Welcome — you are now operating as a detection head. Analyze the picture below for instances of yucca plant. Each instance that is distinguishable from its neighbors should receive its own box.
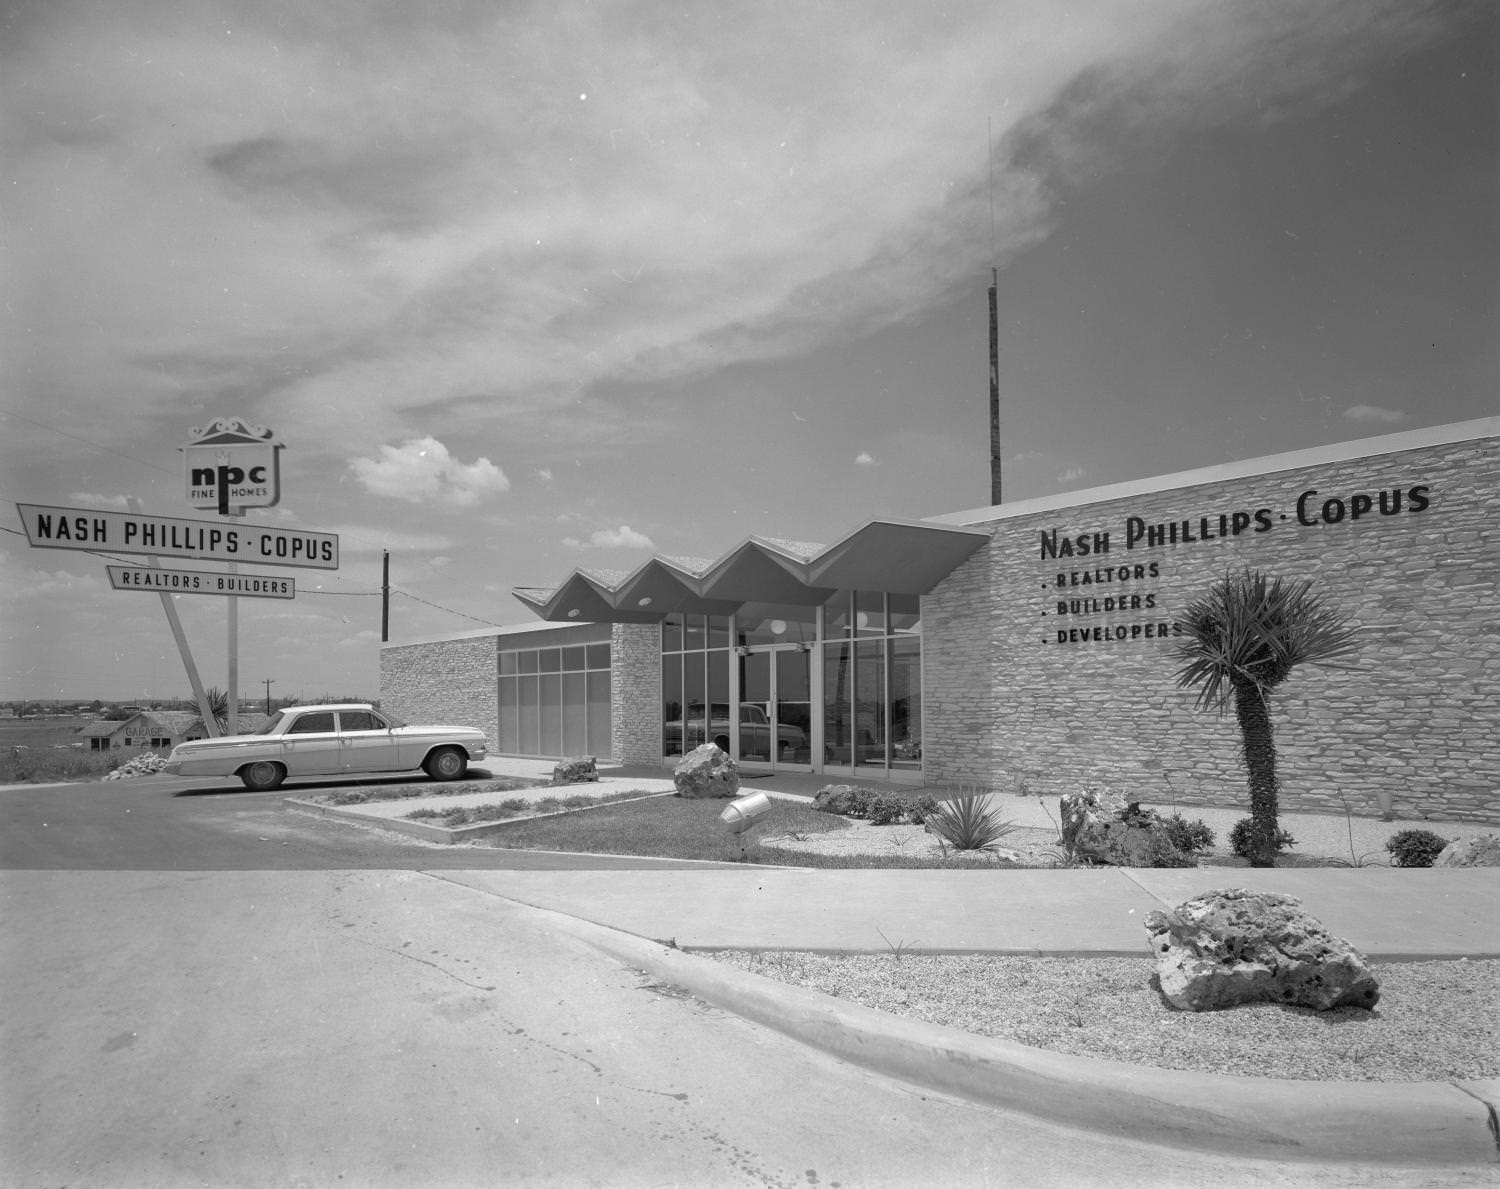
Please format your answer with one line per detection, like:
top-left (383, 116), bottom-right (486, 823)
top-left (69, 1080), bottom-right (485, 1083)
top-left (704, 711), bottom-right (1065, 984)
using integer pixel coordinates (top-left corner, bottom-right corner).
top-left (926, 793), bottom-right (1016, 853)
top-left (1173, 569), bottom-right (1358, 867)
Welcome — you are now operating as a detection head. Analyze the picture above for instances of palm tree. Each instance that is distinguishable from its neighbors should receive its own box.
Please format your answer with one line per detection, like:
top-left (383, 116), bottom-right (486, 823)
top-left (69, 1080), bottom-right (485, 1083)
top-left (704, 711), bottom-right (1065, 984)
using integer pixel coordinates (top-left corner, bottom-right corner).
top-left (1173, 569), bottom-right (1359, 867)
top-left (203, 687), bottom-right (230, 737)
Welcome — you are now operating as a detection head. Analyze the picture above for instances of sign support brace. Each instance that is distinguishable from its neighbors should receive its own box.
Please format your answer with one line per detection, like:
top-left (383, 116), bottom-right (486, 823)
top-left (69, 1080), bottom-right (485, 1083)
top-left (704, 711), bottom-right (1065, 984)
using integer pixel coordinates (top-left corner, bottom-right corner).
top-left (128, 498), bottom-right (219, 737)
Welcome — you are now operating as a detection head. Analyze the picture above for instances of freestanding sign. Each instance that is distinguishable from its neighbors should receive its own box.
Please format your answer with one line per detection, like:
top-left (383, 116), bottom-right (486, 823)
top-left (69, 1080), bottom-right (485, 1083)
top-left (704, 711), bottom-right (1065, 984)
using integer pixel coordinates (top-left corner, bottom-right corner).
top-left (181, 418), bottom-right (283, 513)
top-left (16, 503), bottom-right (339, 569)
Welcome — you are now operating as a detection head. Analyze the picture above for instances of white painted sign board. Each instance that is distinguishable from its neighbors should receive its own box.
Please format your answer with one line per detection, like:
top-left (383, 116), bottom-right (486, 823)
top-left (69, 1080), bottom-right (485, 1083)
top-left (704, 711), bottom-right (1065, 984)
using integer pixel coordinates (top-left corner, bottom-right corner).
top-left (16, 504), bottom-right (339, 570)
top-left (106, 565), bottom-right (296, 599)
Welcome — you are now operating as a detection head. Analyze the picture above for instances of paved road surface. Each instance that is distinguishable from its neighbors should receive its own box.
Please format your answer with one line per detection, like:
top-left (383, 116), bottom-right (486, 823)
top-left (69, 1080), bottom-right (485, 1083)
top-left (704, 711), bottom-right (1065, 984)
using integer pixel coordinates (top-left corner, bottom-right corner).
top-left (0, 772), bottom-right (738, 870)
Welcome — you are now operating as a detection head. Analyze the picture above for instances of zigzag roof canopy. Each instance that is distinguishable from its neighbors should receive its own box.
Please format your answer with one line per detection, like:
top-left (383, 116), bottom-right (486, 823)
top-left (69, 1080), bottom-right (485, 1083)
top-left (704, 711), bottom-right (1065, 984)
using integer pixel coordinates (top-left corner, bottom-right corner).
top-left (512, 518), bottom-right (990, 623)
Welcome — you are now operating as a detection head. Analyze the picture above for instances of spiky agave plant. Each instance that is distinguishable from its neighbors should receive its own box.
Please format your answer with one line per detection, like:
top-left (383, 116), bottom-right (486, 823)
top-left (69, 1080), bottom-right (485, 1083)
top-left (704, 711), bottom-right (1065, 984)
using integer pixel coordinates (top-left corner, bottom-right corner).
top-left (1173, 569), bottom-right (1359, 867)
top-left (927, 793), bottom-right (1016, 853)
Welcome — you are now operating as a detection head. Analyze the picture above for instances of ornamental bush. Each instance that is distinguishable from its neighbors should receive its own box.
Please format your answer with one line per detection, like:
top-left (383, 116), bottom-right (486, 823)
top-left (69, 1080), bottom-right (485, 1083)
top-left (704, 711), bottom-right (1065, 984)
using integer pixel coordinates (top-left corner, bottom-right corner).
top-left (906, 795), bottom-right (940, 825)
top-left (864, 794), bottom-right (907, 826)
top-left (1229, 817), bottom-right (1297, 860)
top-left (1385, 829), bottom-right (1450, 868)
top-left (1161, 812), bottom-right (1216, 855)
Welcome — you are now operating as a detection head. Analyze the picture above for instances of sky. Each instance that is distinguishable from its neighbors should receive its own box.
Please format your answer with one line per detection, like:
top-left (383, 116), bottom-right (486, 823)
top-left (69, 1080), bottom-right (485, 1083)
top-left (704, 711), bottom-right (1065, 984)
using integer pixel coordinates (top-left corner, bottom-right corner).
top-left (2, 0), bottom-right (1495, 702)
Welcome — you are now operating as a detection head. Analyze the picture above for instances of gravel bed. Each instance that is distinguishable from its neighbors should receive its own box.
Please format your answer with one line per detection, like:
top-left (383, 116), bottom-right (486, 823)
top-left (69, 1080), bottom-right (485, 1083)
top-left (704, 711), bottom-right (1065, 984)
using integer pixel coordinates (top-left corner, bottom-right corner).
top-left (706, 950), bottom-right (1498, 1082)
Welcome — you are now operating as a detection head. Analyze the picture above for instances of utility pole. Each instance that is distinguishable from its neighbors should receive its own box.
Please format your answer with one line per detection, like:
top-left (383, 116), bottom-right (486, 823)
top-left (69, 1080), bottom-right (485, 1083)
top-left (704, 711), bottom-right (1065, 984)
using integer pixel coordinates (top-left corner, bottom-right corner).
top-left (988, 267), bottom-right (1002, 505)
top-left (381, 550), bottom-right (390, 643)
top-left (262, 678), bottom-right (275, 716)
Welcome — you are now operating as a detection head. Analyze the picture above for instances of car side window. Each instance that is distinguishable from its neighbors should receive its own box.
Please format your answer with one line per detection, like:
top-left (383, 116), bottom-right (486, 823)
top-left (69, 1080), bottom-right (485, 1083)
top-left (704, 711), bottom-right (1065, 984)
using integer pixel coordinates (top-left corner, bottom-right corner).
top-left (337, 711), bottom-right (380, 732)
top-left (286, 712), bottom-right (336, 735)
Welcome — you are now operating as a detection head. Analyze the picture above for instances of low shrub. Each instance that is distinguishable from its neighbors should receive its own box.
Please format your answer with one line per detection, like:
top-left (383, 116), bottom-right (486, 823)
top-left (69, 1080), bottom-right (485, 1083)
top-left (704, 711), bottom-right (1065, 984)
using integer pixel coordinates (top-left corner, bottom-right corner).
top-left (1160, 812), bottom-right (1216, 855)
top-left (906, 795), bottom-right (940, 825)
top-left (865, 794), bottom-right (907, 826)
top-left (1385, 829), bottom-right (1449, 868)
top-left (814, 786), bottom-right (945, 826)
top-left (1143, 832), bottom-right (1199, 868)
top-left (1229, 817), bottom-right (1297, 860)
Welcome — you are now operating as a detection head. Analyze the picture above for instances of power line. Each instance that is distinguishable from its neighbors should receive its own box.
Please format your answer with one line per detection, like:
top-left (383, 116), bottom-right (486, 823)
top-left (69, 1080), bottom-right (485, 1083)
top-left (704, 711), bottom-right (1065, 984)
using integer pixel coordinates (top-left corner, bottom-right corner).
top-left (0, 407), bottom-right (179, 477)
top-left (391, 587), bottom-right (507, 628)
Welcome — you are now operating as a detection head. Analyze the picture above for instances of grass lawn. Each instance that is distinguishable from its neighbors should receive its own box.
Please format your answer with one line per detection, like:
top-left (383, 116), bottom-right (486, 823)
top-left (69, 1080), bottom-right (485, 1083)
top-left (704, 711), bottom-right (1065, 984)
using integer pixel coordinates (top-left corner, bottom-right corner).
top-left (475, 795), bottom-right (1009, 868)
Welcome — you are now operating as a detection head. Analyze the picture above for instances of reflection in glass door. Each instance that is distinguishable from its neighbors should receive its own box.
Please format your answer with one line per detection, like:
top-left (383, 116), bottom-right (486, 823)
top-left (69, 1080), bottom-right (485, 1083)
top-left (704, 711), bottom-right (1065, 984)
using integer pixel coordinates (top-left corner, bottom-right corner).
top-left (736, 646), bottom-right (812, 769)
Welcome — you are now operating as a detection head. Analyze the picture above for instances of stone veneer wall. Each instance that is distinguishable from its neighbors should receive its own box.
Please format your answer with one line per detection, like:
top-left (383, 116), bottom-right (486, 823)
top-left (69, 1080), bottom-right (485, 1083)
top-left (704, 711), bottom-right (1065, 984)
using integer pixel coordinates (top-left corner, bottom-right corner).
top-left (381, 634), bottom-right (499, 751)
top-left (611, 623), bottom-right (662, 765)
top-left (924, 428), bottom-right (1500, 825)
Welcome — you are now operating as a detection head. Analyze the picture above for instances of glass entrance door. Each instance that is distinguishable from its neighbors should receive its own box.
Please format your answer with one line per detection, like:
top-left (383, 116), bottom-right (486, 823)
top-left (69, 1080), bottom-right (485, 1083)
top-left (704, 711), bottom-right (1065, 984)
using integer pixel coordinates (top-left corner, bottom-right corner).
top-left (737, 645), bottom-right (813, 769)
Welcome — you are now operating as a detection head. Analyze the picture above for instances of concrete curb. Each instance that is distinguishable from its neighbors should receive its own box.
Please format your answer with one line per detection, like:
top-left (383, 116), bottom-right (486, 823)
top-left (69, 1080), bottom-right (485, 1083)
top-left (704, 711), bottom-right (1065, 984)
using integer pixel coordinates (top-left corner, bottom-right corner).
top-left (450, 881), bottom-right (1500, 1168)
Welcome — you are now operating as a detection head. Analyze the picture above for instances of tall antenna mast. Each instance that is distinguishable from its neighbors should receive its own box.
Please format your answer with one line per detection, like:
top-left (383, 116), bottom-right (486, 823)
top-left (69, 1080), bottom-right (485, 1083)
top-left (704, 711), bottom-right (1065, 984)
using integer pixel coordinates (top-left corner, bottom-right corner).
top-left (988, 119), bottom-right (1002, 505)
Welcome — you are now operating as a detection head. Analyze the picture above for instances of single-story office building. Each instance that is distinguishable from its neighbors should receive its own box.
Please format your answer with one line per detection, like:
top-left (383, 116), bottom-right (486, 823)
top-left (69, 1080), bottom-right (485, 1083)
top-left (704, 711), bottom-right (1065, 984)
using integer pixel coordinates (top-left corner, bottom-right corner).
top-left (382, 417), bottom-right (1499, 825)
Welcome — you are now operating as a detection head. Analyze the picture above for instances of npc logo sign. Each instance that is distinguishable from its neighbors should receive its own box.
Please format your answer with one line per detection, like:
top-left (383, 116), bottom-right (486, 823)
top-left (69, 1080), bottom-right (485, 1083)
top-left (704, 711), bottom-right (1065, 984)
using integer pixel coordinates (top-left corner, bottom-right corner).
top-left (181, 417), bottom-right (283, 512)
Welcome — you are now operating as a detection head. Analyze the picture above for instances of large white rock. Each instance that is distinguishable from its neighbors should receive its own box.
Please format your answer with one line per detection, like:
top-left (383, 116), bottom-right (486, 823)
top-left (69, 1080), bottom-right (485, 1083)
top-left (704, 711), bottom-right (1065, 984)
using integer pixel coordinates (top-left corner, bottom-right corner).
top-left (1434, 834), bottom-right (1500, 867)
top-left (1144, 888), bottom-right (1380, 1013)
top-left (673, 744), bottom-right (740, 799)
top-left (1057, 787), bottom-right (1128, 857)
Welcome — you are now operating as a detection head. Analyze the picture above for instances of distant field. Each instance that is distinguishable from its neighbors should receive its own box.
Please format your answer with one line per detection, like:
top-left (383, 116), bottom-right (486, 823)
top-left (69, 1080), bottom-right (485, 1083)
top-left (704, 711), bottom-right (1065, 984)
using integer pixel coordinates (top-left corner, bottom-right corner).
top-left (0, 718), bottom-right (90, 749)
top-left (0, 717), bottom-right (115, 784)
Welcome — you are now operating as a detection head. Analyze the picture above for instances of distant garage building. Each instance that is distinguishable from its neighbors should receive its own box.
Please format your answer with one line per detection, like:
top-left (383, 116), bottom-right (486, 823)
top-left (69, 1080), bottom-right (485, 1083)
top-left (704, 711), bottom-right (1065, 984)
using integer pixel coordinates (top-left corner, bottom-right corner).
top-left (381, 418), bottom-right (1499, 825)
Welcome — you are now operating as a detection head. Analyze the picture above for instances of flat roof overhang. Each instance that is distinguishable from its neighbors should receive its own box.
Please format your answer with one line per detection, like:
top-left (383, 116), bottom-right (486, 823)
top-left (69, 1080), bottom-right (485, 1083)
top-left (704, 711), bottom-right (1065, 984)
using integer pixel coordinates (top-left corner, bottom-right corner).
top-left (512, 518), bottom-right (991, 623)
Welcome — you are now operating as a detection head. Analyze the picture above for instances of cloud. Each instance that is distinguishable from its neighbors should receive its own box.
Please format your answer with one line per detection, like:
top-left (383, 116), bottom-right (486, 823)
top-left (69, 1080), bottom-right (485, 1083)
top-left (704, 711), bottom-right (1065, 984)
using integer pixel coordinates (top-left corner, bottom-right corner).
top-left (1342, 404), bottom-right (1407, 425)
top-left (347, 437), bottom-right (509, 507)
top-left (536, 468), bottom-right (554, 483)
top-left (854, 452), bottom-right (877, 467)
top-left (1056, 466), bottom-right (1089, 484)
top-left (563, 525), bottom-right (655, 550)
top-left (65, 493), bottom-right (132, 510)
top-left (1, 0), bottom-right (1441, 457)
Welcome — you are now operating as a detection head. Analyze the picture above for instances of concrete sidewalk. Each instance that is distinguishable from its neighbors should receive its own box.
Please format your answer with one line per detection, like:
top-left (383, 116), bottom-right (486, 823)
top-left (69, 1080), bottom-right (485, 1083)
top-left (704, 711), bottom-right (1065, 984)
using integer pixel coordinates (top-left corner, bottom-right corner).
top-left (434, 865), bottom-right (1500, 959)
top-left (315, 756), bottom-right (1500, 958)
top-left (285, 754), bottom-right (1500, 958)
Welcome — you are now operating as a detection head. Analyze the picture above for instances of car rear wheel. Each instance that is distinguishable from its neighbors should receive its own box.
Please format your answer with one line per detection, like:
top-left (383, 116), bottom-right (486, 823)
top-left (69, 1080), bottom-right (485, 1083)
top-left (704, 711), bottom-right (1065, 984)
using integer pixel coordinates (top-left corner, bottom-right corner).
top-left (240, 761), bottom-right (286, 791)
top-left (424, 746), bottom-right (467, 781)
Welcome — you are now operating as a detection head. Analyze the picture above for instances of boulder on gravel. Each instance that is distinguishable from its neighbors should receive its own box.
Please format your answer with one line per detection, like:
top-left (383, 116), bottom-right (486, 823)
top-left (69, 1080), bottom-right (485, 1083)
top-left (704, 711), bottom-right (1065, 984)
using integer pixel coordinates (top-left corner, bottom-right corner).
top-left (1144, 888), bottom-right (1380, 1013)
top-left (673, 744), bottom-right (740, 799)
top-left (1058, 787), bottom-right (1128, 856)
top-left (1434, 834), bottom-right (1500, 868)
top-left (1058, 788), bottom-right (1193, 866)
top-left (552, 756), bottom-right (598, 785)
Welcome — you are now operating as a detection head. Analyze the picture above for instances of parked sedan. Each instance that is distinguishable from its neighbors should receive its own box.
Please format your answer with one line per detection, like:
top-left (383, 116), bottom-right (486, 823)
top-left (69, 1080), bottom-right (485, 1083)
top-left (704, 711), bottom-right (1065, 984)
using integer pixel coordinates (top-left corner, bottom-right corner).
top-left (162, 703), bottom-right (488, 790)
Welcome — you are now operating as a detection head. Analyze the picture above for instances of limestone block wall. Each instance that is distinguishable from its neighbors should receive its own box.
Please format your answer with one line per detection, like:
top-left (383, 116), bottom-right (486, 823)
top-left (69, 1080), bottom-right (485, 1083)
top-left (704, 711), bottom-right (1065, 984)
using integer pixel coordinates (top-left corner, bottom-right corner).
top-left (924, 425), bottom-right (1500, 824)
top-left (921, 545), bottom-right (1001, 789)
top-left (381, 635), bottom-right (499, 751)
top-left (612, 623), bottom-right (662, 765)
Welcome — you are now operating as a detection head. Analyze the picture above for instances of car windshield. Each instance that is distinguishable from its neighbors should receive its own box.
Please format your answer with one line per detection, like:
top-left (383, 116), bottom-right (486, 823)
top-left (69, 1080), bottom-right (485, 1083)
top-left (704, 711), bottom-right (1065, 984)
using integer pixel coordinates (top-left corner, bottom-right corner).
top-left (253, 711), bottom-right (287, 735)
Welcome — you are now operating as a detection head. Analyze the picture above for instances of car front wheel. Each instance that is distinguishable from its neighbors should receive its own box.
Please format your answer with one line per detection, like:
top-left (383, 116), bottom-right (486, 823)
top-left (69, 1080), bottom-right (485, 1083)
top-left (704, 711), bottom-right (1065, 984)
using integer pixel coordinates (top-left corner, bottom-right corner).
top-left (240, 761), bottom-right (286, 791)
top-left (424, 746), bottom-right (467, 781)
